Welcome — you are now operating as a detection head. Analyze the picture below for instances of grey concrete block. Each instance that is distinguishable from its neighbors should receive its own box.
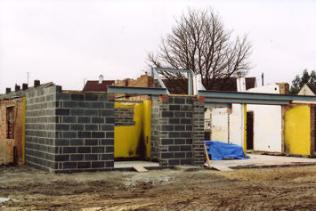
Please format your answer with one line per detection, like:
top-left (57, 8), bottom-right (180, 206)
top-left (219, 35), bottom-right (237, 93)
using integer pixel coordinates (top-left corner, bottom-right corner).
top-left (78, 131), bottom-right (91, 138)
top-left (78, 147), bottom-right (91, 153)
top-left (78, 162), bottom-right (91, 168)
top-left (84, 154), bottom-right (98, 160)
top-left (56, 109), bottom-right (69, 115)
top-left (71, 94), bottom-right (84, 101)
top-left (63, 146), bottom-right (77, 154)
top-left (85, 139), bottom-right (98, 145)
top-left (63, 162), bottom-right (77, 169)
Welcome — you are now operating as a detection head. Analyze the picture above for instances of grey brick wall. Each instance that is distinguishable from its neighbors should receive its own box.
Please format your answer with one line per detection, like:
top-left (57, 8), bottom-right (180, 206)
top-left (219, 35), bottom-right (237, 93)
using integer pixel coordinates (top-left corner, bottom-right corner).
top-left (25, 85), bottom-right (58, 171)
top-left (54, 92), bottom-right (114, 172)
top-left (23, 83), bottom-right (204, 171)
top-left (151, 97), bottom-right (160, 161)
top-left (151, 96), bottom-right (205, 167)
top-left (24, 84), bottom-right (115, 172)
top-left (192, 97), bottom-right (205, 165)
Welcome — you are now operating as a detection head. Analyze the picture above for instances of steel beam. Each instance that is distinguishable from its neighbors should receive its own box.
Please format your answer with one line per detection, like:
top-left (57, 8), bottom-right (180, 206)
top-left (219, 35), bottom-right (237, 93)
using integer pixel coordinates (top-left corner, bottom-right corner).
top-left (204, 98), bottom-right (289, 105)
top-left (107, 86), bottom-right (168, 96)
top-left (199, 90), bottom-right (316, 105)
top-left (154, 67), bottom-right (194, 95)
top-left (151, 67), bottom-right (170, 94)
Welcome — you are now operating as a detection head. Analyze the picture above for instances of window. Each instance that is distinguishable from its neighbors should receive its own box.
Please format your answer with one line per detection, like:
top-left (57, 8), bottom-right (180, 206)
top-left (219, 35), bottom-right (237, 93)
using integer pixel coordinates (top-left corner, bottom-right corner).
top-left (6, 107), bottom-right (14, 139)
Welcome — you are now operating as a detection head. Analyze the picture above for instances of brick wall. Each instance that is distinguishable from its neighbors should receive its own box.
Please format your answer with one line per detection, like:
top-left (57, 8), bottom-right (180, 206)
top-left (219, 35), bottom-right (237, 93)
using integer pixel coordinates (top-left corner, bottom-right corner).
top-left (24, 84), bottom-right (115, 172)
top-left (151, 97), bottom-right (160, 161)
top-left (54, 91), bottom-right (114, 172)
top-left (192, 98), bottom-right (206, 165)
top-left (25, 85), bottom-right (58, 171)
top-left (151, 95), bottom-right (205, 167)
top-left (0, 97), bottom-right (25, 165)
top-left (115, 74), bottom-right (153, 88)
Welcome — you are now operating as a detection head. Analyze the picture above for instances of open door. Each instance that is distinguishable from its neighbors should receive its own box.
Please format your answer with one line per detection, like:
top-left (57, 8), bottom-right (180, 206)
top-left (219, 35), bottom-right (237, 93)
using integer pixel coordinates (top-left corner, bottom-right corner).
top-left (246, 111), bottom-right (254, 150)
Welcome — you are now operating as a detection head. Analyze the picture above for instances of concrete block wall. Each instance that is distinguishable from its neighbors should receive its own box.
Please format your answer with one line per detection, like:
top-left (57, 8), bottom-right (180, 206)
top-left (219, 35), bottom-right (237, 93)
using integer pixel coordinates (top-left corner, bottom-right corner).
top-left (25, 85), bottom-right (58, 171)
top-left (24, 84), bottom-right (115, 172)
top-left (151, 96), bottom-right (205, 167)
top-left (24, 83), bottom-right (204, 171)
top-left (151, 97), bottom-right (160, 161)
top-left (54, 92), bottom-right (114, 172)
top-left (192, 98), bottom-right (206, 165)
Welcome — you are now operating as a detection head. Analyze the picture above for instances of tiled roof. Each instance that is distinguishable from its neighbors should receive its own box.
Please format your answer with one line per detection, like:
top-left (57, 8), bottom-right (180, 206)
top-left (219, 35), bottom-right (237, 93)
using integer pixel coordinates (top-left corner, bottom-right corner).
top-left (82, 80), bottom-right (115, 92)
top-left (162, 77), bottom-right (256, 94)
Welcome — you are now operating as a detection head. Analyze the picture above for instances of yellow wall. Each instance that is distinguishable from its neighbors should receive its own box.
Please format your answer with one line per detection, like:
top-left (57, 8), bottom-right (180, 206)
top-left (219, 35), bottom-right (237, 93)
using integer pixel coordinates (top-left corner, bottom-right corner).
top-left (284, 105), bottom-right (311, 156)
top-left (243, 104), bottom-right (247, 151)
top-left (114, 100), bottom-right (152, 159)
top-left (143, 100), bottom-right (152, 159)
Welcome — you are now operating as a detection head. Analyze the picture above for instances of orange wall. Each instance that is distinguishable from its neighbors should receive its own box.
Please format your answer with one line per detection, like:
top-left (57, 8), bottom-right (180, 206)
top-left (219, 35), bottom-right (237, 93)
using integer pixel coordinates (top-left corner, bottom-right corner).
top-left (115, 74), bottom-right (153, 88)
top-left (0, 98), bottom-right (25, 165)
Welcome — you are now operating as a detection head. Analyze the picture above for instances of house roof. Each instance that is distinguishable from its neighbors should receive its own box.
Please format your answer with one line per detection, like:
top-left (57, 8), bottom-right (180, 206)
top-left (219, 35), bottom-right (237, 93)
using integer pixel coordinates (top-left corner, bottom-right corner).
top-left (162, 78), bottom-right (188, 94)
top-left (305, 83), bottom-right (316, 94)
top-left (162, 77), bottom-right (256, 94)
top-left (82, 80), bottom-right (115, 92)
top-left (298, 83), bottom-right (316, 96)
top-left (205, 77), bottom-right (256, 92)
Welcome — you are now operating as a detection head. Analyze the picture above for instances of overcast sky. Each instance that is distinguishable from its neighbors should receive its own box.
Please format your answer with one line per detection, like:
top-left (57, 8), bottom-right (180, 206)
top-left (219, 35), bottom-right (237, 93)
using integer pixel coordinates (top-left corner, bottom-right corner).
top-left (0, 0), bottom-right (316, 93)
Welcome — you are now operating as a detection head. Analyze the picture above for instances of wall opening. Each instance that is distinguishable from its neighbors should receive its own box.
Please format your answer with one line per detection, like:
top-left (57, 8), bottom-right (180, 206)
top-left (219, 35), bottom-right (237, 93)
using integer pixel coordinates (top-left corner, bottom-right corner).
top-left (114, 100), bottom-right (152, 160)
top-left (6, 106), bottom-right (15, 139)
top-left (113, 99), bottom-right (159, 169)
top-left (246, 111), bottom-right (254, 150)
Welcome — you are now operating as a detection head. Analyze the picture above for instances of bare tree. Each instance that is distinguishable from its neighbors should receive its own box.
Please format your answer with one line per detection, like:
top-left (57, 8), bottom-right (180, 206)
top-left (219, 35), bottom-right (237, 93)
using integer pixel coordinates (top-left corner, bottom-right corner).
top-left (148, 9), bottom-right (251, 90)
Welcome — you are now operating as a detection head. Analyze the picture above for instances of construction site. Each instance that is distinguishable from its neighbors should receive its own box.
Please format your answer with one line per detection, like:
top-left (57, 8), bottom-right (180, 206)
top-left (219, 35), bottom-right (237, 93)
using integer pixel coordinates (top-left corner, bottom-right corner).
top-left (1, 68), bottom-right (316, 210)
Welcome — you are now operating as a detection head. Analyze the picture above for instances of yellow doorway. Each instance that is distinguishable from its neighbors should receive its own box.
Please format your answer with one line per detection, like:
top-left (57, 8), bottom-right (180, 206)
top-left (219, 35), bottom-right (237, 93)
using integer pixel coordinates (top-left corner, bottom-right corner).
top-left (114, 100), bottom-right (152, 160)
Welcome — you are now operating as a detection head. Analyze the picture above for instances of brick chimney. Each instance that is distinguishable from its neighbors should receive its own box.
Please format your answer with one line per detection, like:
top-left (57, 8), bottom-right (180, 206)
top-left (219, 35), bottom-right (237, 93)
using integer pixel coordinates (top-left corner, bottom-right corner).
top-left (15, 84), bottom-right (20, 92)
top-left (22, 83), bottom-right (28, 90)
top-left (34, 80), bottom-right (40, 87)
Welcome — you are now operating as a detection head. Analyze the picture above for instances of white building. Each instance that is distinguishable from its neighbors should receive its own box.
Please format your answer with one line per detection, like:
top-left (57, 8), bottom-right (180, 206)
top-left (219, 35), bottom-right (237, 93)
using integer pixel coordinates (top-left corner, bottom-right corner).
top-left (207, 78), bottom-right (288, 153)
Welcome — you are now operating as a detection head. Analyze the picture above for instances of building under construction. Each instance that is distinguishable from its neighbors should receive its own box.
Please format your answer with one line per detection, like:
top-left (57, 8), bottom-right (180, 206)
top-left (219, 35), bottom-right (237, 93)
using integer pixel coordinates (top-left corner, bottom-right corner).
top-left (0, 70), bottom-right (316, 172)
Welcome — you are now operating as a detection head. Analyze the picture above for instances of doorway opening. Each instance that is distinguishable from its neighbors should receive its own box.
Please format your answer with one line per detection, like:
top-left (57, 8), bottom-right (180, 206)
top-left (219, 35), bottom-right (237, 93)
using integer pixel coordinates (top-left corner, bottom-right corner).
top-left (246, 111), bottom-right (254, 150)
top-left (113, 99), bottom-right (159, 170)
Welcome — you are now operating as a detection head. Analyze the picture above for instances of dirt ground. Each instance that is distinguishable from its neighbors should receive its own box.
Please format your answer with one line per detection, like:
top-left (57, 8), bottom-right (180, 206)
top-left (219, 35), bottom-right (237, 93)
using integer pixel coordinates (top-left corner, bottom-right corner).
top-left (1, 165), bottom-right (316, 210)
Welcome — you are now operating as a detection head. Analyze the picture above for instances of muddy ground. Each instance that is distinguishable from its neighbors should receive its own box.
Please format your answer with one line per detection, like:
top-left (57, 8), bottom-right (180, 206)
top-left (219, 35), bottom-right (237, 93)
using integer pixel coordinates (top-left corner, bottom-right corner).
top-left (0, 165), bottom-right (316, 210)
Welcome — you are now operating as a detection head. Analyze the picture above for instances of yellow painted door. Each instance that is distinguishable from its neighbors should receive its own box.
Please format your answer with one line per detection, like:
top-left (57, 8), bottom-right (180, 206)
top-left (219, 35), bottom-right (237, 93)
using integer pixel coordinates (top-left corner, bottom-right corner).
top-left (284, 105), bottom-right (311, 156)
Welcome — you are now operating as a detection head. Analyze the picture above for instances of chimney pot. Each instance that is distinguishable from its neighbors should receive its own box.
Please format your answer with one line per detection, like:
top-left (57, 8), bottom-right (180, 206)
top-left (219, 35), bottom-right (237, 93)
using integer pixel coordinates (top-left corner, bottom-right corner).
top-left (15, 84), bottom-right (20, 92)
top-left (22, 83), bottom-right (28, 90)
top-left (34, 80), bottom-right (40, 87)
top-left (98, 74), bottom-right (104, 84)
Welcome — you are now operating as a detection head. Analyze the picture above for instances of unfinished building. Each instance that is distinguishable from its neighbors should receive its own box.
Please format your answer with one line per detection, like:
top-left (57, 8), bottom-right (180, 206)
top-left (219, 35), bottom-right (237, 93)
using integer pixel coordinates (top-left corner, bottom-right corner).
top-left (0, 78), bottom-right (205, 172)
top-left (1, 70), bottom-right (316, 172)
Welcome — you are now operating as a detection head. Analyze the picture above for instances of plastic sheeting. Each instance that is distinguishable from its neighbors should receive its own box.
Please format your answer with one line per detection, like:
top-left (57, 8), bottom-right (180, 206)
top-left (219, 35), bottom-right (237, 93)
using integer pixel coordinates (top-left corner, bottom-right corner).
top-left (205, 141), bottom-right (247, 160)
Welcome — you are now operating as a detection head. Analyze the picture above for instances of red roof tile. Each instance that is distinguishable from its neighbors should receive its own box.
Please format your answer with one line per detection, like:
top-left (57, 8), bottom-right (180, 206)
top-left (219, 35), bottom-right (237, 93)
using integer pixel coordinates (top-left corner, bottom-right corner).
top-left (83, 80), bottom-right (115, 92)
top-left (162, 77), bottom-right (256, 94)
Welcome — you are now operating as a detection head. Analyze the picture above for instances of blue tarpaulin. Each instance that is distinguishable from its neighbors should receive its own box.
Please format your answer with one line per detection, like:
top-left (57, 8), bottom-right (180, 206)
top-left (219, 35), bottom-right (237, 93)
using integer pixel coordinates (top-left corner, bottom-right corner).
top-left (205, 141), bottom-right (247, 160)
